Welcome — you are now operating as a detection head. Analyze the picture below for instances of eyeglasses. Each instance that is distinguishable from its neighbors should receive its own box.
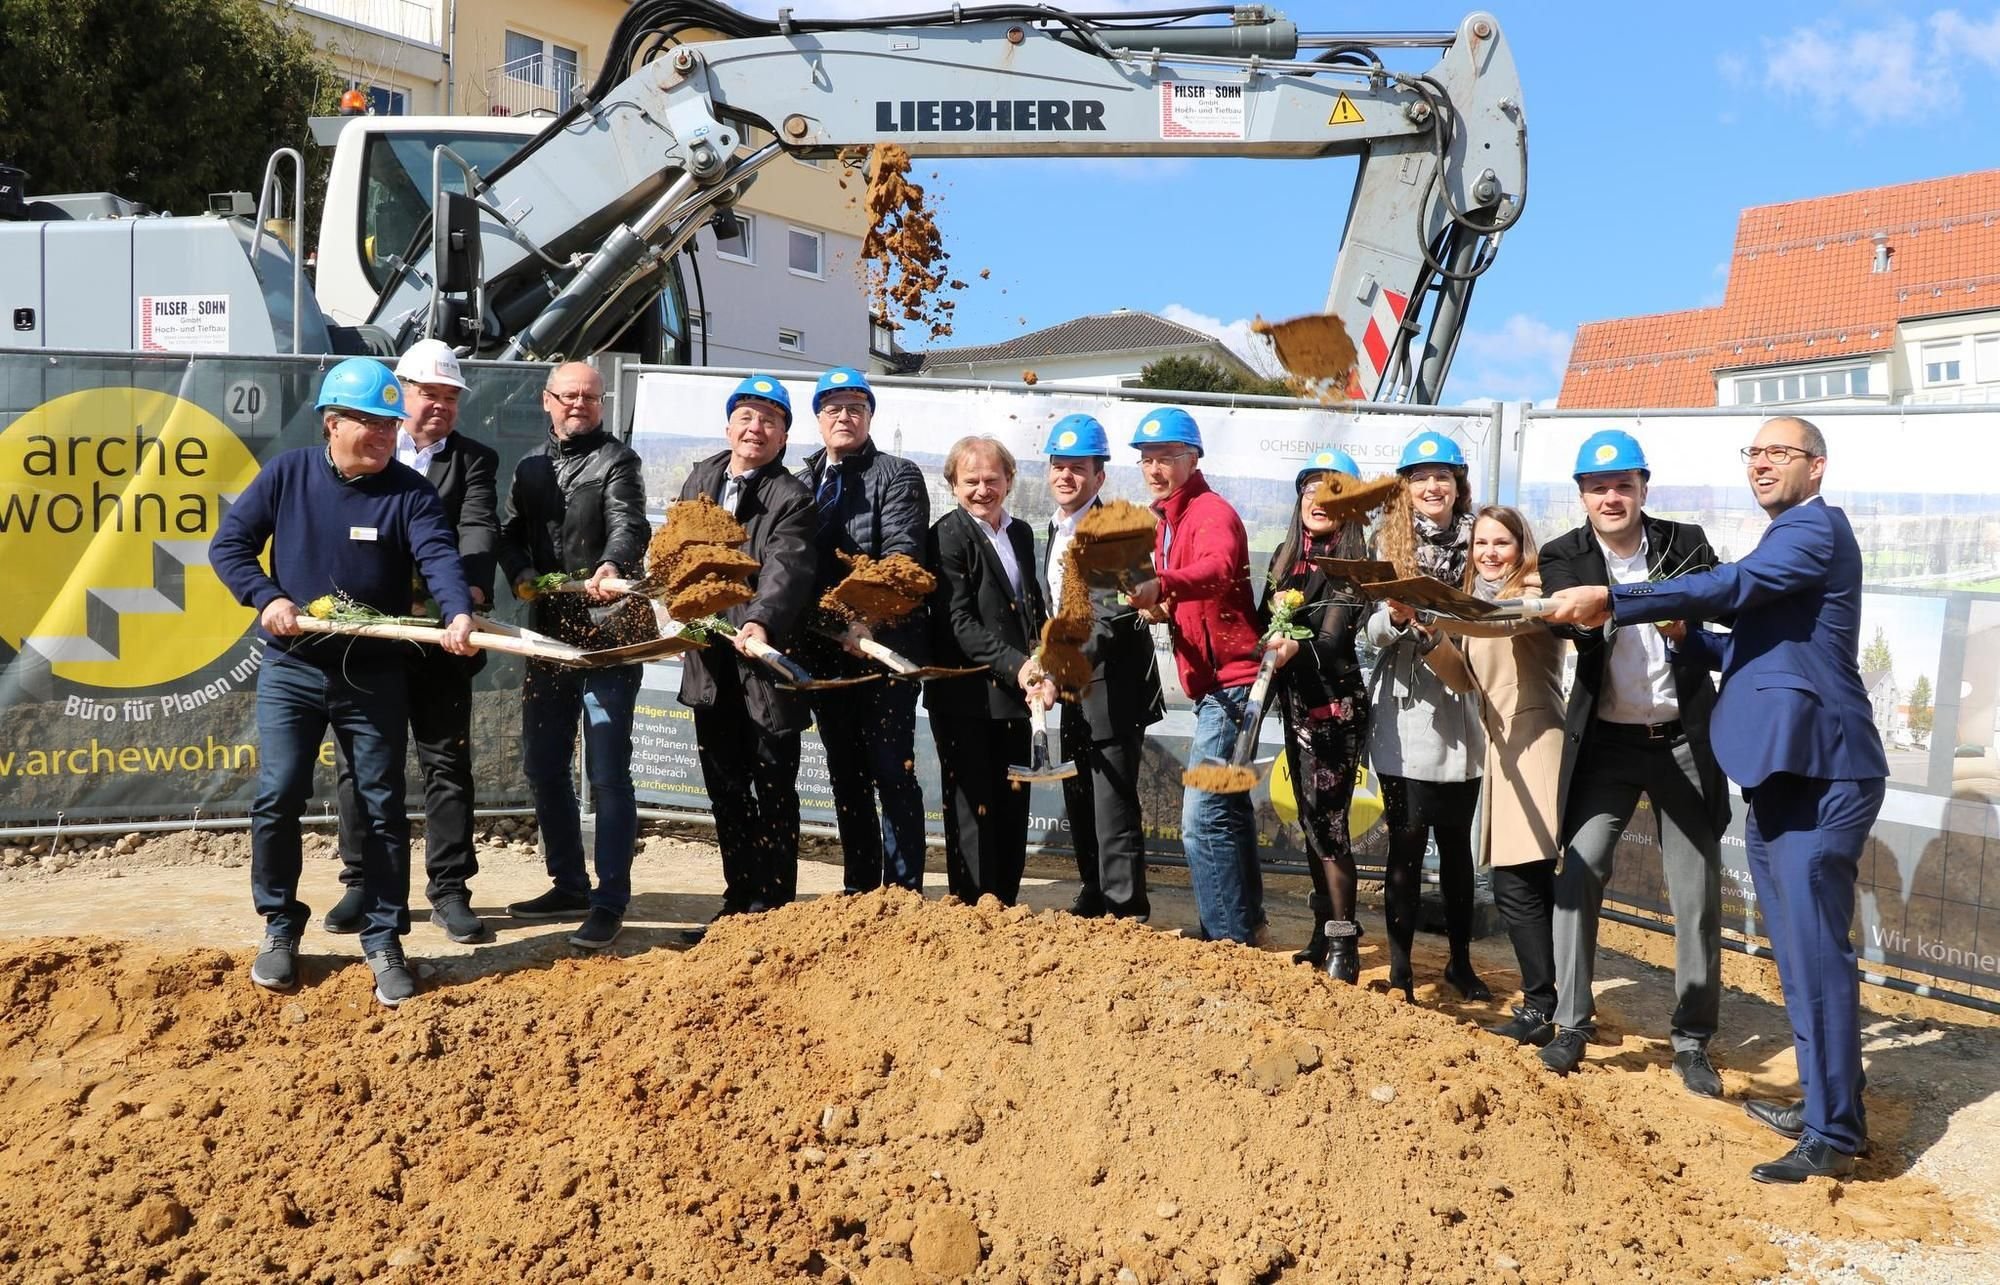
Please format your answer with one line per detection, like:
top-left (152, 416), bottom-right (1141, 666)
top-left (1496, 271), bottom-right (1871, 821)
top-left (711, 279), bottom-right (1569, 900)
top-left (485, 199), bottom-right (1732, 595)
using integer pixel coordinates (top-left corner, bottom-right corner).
top-left (1740, 444), bottom-right (1815, 464)
top-left (1138, 451), bottom-right (1195, 467)
top-left (338, 414), bottom-right (400, 433)
top-left (545, 389), bottom-right (603, 406)
top-left (818, 402), bottom-right (869, 420)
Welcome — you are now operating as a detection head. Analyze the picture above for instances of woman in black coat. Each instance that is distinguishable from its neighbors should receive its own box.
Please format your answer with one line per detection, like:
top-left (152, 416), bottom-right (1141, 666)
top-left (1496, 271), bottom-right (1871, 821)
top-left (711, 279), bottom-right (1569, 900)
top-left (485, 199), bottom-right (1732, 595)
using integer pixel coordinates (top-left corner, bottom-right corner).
top-left (924, 436), bottom-right (1054, 905)
top-left (1260, 451), bottom-right (1372, 982)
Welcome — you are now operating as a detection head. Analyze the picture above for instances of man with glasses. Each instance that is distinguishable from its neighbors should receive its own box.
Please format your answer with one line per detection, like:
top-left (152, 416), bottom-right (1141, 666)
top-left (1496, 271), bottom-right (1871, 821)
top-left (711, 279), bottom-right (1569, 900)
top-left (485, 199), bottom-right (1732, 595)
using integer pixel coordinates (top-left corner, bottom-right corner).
top-left (794, 367), bottom-right (932, 893)
top-left (1533, 429), bottom-right (1729, 1097)
top-left (1548, 416), bottom-right (1889, 1184)
top-left (1125, 407), bottom-right (1267, 945)
top-left (498, 361), bottom-right (651, 950)
top-left (324, 339), bottom-right (499, 947)
top-left (211, 357), bottom-right (477, 1008)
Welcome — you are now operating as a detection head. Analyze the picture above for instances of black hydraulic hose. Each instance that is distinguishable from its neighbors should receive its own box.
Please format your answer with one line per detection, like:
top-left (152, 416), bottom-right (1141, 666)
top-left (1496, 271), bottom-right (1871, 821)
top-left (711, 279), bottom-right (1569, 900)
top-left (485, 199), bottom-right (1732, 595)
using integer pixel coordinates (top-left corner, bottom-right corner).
top-left (687, 240), bottom-right (709, 366)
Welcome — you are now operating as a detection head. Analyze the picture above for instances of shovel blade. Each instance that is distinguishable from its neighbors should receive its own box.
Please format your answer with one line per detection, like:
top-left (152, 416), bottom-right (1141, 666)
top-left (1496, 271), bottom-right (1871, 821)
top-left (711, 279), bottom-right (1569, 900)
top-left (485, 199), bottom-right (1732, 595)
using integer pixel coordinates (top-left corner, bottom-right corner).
top-left (1008, 761), bottom-right (1079, 784)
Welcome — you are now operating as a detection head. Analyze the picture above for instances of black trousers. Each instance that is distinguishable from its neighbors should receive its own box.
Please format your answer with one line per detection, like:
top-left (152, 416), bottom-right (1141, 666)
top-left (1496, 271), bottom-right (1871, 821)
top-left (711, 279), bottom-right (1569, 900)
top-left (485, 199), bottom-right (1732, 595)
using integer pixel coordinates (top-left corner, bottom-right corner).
top-left (1059, 712), bottom-right (1148, 919)
top-left (694, 708), bottom-right (802, 911)
top-left (1490, 858), bottom-right (1558, 1016)
top-left (335, 646), bottom-right (477, 904)
top-left (933, 716), bottom-right (1031, 905)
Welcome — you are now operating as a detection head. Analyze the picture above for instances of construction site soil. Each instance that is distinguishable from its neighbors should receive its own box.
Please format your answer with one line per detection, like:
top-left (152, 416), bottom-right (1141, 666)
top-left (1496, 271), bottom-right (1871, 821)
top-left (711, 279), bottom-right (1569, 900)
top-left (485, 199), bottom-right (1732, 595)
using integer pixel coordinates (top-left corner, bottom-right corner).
top-left (0, 830), bottom-right (1994, 1284)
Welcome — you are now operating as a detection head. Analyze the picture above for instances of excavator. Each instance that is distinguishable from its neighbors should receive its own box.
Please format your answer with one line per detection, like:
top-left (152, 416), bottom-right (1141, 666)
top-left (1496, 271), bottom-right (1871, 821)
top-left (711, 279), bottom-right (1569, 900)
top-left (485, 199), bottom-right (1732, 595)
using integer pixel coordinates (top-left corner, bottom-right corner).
top-left (0, 3), bottom-right (1524, 404)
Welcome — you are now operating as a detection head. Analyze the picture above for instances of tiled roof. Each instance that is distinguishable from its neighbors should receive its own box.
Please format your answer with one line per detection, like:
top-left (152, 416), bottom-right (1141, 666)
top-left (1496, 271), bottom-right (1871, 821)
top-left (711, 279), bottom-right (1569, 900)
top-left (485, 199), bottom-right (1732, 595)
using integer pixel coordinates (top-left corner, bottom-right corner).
top-left (1561, 168), bottom-right (2000, 407)
top-left (910, 310), bottom-right (1234, 371)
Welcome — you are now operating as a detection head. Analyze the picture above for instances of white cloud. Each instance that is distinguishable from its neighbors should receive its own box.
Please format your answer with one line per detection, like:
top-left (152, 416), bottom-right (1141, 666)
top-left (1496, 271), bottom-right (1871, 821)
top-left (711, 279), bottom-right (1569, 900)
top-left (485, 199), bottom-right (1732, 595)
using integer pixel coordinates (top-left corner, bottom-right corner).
top-left (1155, 304), bottom-right (1287, 377)
top-left (1752, 8), bottom-right (2000, 123)
top-left (1448, 313), bottom-right (1572, 406)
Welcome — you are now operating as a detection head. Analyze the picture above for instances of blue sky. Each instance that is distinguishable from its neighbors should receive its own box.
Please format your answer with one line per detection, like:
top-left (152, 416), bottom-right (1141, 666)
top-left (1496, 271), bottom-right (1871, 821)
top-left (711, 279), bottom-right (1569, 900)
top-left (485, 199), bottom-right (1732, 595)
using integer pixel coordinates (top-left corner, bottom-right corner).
top-left (739, 2), bottom-right (2000, 403)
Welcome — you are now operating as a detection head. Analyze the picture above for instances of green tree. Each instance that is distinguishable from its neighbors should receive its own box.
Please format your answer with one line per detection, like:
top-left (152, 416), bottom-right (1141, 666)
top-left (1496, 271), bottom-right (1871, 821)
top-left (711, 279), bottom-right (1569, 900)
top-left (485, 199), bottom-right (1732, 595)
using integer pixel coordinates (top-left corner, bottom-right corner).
top-left (0, 0), bottom-right (336, 215)
top-left (1137, 354), bottom-right (1295, 399)
top-left (1860, 626), bottom-right (1892, 676)
top-left (1908, 674), bottom-right (1934, 737)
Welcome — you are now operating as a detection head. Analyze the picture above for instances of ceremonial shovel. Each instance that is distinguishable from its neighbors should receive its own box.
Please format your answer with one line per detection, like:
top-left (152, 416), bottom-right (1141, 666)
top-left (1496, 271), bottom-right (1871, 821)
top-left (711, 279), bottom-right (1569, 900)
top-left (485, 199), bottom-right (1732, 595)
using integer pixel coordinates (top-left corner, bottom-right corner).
top-left (1008, 693), bottom-right (1077, 785)
top-left (555, 577), bottom-right (875, 690)
top-left (1181, 645), bottom-right (1282, 795)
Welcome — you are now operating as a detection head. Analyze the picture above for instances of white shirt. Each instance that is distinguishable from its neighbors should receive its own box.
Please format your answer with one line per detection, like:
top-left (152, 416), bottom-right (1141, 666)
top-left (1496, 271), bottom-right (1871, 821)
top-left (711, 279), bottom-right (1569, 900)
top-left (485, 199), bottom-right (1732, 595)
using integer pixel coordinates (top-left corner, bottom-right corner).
top-left (1595, 533), bottom-right (1680, 724)
top-left (397, 429), bottom-right (443, 476)
top-left (975, 509), bottom-right (1023, 596)
top-left (1046, 504), bottom-right (1087, 612)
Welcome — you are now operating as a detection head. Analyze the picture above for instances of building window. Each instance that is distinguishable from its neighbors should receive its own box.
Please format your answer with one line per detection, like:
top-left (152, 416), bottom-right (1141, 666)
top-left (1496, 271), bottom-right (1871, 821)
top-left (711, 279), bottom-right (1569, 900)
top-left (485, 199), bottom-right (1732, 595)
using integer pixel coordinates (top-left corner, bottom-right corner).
top-left (713, 212), bottom-right (755, 264)
top-left (503, 31), bottom-right (582, 109)
top-left (777, 328), bottom-right (804, 353)
top-left (1735, 365), bottom-right (1870, 404)
top-left (787, 227), bottom-right (823, 278)
top-left (688, 311), bottom-right (707, 335)
top-left (356, 83), bottom-right (409, 116)
top-left (1975, 334), bottom-right (2000, 385)
top-left (1923, 342), bottom-right (1963, 387)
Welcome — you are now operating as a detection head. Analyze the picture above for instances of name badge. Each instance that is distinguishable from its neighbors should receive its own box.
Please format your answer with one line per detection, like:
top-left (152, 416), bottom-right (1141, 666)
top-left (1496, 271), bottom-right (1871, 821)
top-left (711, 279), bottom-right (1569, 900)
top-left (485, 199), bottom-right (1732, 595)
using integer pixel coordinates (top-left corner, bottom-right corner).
top-left (349, 526), bottom-right (378, 542)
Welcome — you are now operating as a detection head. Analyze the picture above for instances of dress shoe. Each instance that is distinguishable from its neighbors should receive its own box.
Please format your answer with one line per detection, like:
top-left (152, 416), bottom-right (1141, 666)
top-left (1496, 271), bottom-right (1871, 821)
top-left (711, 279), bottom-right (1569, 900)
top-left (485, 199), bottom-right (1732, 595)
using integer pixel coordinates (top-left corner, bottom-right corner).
top-left (1674, 1047), bottom-right (1724, 1099)
top-left (1750, 1135), bottom-right (1855, 1185)
top-left (1485, 1005), bottom-right (1554, 1047)
top-left (1745, 1100), bottom-right (1873, 1157)
top-left (322, 886), bottom-right (366, 935)
top-left (1442, 959), bottom-right (1492, 1002)
top-left (1538, 1028), bottom-right (1588, 1075)
top-left (1068, 888), bottom-right (1107, 919)
top-left (1745, 1098), bottom-right (1804, 1139)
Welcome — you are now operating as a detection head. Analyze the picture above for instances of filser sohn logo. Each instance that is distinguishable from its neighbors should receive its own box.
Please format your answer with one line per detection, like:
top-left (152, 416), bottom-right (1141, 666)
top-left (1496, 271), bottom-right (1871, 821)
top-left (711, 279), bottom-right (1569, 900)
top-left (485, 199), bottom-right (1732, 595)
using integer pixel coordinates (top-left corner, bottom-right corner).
top-left (0, 389), bottom-right (262, 714)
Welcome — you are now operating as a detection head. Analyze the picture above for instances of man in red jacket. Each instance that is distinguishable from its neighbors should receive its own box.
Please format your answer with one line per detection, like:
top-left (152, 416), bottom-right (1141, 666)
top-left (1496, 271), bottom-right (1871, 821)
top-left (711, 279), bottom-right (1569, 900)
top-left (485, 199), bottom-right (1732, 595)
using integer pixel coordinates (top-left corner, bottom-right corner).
top-left (1128, 407), bottom-right (1267, 944)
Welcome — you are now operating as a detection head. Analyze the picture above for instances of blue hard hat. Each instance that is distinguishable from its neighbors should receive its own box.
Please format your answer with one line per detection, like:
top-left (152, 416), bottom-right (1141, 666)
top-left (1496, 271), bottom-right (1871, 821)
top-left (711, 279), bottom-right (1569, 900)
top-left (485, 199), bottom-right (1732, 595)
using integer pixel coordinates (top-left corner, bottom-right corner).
top-left (316, 358), bottom-right (404, 420)
top-left (726, 374), bottom-right (793, 427)
top-left (812, 366), bottom-right (876, 413)
top-left (1129, 406), bottom-right (1203, 457)
top-left (1572, 428), bottom-right (1650, 480)
top-left (1396, 430), bottom-right (1466, 472)
top-left (1295, 448), bottom-right (1361, 492)
top-left (1044, 413), bottom-right (1110, 458)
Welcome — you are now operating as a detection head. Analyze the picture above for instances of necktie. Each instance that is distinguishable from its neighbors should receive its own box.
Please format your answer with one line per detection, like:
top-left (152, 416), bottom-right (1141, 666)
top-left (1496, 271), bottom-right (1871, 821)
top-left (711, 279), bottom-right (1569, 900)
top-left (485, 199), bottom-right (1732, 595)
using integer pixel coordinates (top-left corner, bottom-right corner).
top-left (720, 474), bottom-right (744, 516)
top-left (814, 467), bottom-right (843, 537)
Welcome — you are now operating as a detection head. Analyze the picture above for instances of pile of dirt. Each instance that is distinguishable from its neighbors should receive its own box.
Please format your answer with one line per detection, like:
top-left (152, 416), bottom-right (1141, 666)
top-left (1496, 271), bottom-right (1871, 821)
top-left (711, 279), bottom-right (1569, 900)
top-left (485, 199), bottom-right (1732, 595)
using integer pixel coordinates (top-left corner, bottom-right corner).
top-left (647, 497), bottom-right (759, 622)
top-left (823, 552), bottom-right (936, 629)
top-left (0, 891), bottom-right (1961, 1284)
top-left (861, 144), bottom-right (960, 342)
top-left (1252, 313), bottom-right (1363, 405)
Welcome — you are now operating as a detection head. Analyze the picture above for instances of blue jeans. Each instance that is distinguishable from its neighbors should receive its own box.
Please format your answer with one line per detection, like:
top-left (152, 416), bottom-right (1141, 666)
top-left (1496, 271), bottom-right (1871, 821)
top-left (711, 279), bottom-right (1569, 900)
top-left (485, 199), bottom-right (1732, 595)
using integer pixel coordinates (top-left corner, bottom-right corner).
top-left (811, 680), bottom-right (926, 892)
top-left (1182, 685), bottom-right (1264, 943)
top-left (521, 660), bottom-right (641, 914)
top-left (251, 655), bottom-right (410, 951)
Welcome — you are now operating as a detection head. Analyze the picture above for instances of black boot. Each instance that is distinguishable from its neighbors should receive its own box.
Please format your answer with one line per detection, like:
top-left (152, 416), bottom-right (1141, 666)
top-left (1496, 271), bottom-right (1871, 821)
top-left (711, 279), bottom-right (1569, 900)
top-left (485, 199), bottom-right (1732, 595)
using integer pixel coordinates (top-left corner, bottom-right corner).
top-left (1324, 920), bottom-right (1361, 985)
top-left (1292, 919), bottom-right (1330, 967)
top-left (1443, 956), bottom-right (1492, 1002)
top-left (1386, 930), bottom-right (1415, 1001)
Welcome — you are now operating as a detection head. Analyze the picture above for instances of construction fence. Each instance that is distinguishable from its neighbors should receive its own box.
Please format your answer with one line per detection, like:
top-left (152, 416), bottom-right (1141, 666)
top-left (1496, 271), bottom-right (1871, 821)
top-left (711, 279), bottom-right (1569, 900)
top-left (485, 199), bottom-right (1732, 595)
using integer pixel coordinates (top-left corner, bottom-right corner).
top-left (1, 350), bottom-right (1996, 1001)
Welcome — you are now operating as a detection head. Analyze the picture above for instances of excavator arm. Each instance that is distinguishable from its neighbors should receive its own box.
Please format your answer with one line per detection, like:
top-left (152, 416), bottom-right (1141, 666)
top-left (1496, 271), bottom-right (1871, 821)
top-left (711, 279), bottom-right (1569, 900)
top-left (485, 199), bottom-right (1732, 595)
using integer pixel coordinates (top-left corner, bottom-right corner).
top-left (370, 4), bottom-right (1524, 404)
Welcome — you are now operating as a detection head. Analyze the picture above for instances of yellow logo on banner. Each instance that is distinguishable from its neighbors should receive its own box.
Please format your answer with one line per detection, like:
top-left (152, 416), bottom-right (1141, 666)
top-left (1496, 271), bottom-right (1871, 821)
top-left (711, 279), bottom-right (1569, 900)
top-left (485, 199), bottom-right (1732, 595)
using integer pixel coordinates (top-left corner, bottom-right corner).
top-left (0, 389), bottom-right (261, 688)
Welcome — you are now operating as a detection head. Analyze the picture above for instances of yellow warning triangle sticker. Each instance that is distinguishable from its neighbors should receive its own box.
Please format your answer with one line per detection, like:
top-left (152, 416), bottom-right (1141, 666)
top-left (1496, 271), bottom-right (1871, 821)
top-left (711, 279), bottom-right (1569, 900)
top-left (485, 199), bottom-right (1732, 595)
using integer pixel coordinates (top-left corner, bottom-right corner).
top-left (1327, 92), bottom-right (1365, 126)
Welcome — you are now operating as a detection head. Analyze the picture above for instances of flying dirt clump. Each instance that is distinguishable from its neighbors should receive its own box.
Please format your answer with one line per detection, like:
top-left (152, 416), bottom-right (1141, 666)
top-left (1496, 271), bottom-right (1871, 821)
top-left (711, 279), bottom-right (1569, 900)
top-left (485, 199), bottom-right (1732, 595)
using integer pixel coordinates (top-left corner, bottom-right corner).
top-left (861, 144), bottom-right (962, 342)
top-left (821, 551), bottom-right (936, 629)
top-left (1254, 312), bottom-right (1363, 405)
top-left (1181, 761), bottom-right (1263, 793)
top-left (1307, 469), bottom-right (1402, 522)
top-left (647, 496), bottom-right (759, 621)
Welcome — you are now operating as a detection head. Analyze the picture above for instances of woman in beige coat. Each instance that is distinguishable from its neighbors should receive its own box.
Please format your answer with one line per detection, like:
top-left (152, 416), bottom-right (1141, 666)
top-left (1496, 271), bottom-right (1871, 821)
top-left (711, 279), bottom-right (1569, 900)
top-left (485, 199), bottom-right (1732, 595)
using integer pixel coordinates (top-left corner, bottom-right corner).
top-left (1428, 505), bottom-right (1567, 1048)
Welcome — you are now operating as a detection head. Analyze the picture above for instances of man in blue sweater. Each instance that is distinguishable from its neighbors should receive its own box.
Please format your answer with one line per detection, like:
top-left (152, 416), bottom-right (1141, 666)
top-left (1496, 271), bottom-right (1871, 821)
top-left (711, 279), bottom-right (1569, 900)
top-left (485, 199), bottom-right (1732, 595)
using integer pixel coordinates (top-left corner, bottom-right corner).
top-left (210, 358), bottom-right (475, 1008)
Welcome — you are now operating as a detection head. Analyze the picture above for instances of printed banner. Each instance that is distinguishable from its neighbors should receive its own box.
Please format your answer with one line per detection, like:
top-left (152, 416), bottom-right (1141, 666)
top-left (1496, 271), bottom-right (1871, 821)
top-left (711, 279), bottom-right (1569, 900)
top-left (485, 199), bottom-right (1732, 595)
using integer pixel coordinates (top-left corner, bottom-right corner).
top-left (1515, 411), bottom-right (2000, 991)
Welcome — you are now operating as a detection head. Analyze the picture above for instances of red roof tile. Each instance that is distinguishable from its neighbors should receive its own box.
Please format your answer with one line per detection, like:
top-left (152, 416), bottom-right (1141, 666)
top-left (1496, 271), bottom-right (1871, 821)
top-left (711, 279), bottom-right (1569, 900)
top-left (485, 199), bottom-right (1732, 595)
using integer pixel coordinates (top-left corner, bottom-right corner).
top-left (1560, 168), bottom-right (2000, 407)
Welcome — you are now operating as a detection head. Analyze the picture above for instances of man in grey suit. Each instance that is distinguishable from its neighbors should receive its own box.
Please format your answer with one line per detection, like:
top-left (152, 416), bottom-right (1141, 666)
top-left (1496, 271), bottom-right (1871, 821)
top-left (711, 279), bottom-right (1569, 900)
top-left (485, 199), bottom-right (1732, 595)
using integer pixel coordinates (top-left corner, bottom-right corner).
top-left (1040, 414), bottom-right (1164, 920)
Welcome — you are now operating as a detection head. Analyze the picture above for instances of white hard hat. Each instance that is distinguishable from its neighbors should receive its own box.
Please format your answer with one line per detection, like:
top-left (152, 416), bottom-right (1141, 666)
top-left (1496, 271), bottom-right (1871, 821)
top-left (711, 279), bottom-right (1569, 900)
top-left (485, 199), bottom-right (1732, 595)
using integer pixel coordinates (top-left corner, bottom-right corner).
top-left (394, 339), bottom-right (468, 390)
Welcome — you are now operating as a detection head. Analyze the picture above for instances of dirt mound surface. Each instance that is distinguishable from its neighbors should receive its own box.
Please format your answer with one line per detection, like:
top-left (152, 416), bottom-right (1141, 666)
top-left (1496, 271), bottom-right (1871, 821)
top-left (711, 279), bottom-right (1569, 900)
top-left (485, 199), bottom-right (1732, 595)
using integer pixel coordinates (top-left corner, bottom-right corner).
top-left (0, 893), bottom-right (1959, 1283)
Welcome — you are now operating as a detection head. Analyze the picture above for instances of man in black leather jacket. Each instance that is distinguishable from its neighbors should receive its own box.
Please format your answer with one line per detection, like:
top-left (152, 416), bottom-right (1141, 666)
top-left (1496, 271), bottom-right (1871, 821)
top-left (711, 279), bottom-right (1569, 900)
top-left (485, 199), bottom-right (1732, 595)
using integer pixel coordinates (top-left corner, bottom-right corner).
top-left (794, 366), bottom-right (933, 894)
top-left (679, 375), bottom-right (818, 936)
top-left (497, 361), bottom-right (652, 950)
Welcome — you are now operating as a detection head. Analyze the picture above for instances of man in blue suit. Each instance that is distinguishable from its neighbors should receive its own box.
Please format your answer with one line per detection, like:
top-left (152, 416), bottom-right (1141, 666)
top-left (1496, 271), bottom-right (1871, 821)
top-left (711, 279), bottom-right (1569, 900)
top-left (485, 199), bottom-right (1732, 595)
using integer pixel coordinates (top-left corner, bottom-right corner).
top-left (1546, 415), bottom-right (1888, 1184)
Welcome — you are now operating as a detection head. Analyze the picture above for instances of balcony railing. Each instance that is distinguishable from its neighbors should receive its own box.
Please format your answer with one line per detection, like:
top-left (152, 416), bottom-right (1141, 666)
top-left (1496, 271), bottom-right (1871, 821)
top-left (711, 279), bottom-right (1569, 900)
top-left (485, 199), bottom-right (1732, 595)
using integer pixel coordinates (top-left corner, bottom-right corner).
top-left (484, 53), bottom-right (587, 117)
top-left (283, 0), bottom-right (438, 45)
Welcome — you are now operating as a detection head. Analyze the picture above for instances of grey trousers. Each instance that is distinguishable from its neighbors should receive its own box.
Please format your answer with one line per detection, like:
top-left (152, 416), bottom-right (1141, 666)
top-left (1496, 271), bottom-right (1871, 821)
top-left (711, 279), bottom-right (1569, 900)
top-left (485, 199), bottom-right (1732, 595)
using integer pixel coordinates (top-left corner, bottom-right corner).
top-left (1552, 730), bottom-right (1723, 1051)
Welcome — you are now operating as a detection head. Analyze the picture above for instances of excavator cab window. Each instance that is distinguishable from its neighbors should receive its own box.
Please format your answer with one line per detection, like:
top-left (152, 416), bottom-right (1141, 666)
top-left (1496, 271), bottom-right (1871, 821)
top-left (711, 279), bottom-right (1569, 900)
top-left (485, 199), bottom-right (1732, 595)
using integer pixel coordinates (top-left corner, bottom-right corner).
top-left (358, 132), bottom-right (526, 293)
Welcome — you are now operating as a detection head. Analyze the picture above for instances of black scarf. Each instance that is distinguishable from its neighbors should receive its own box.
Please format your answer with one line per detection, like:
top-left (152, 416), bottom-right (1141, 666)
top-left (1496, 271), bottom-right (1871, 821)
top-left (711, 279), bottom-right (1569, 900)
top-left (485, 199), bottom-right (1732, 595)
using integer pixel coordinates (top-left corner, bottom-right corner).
top-left (1413, 511), bottom-right (1471, 585)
